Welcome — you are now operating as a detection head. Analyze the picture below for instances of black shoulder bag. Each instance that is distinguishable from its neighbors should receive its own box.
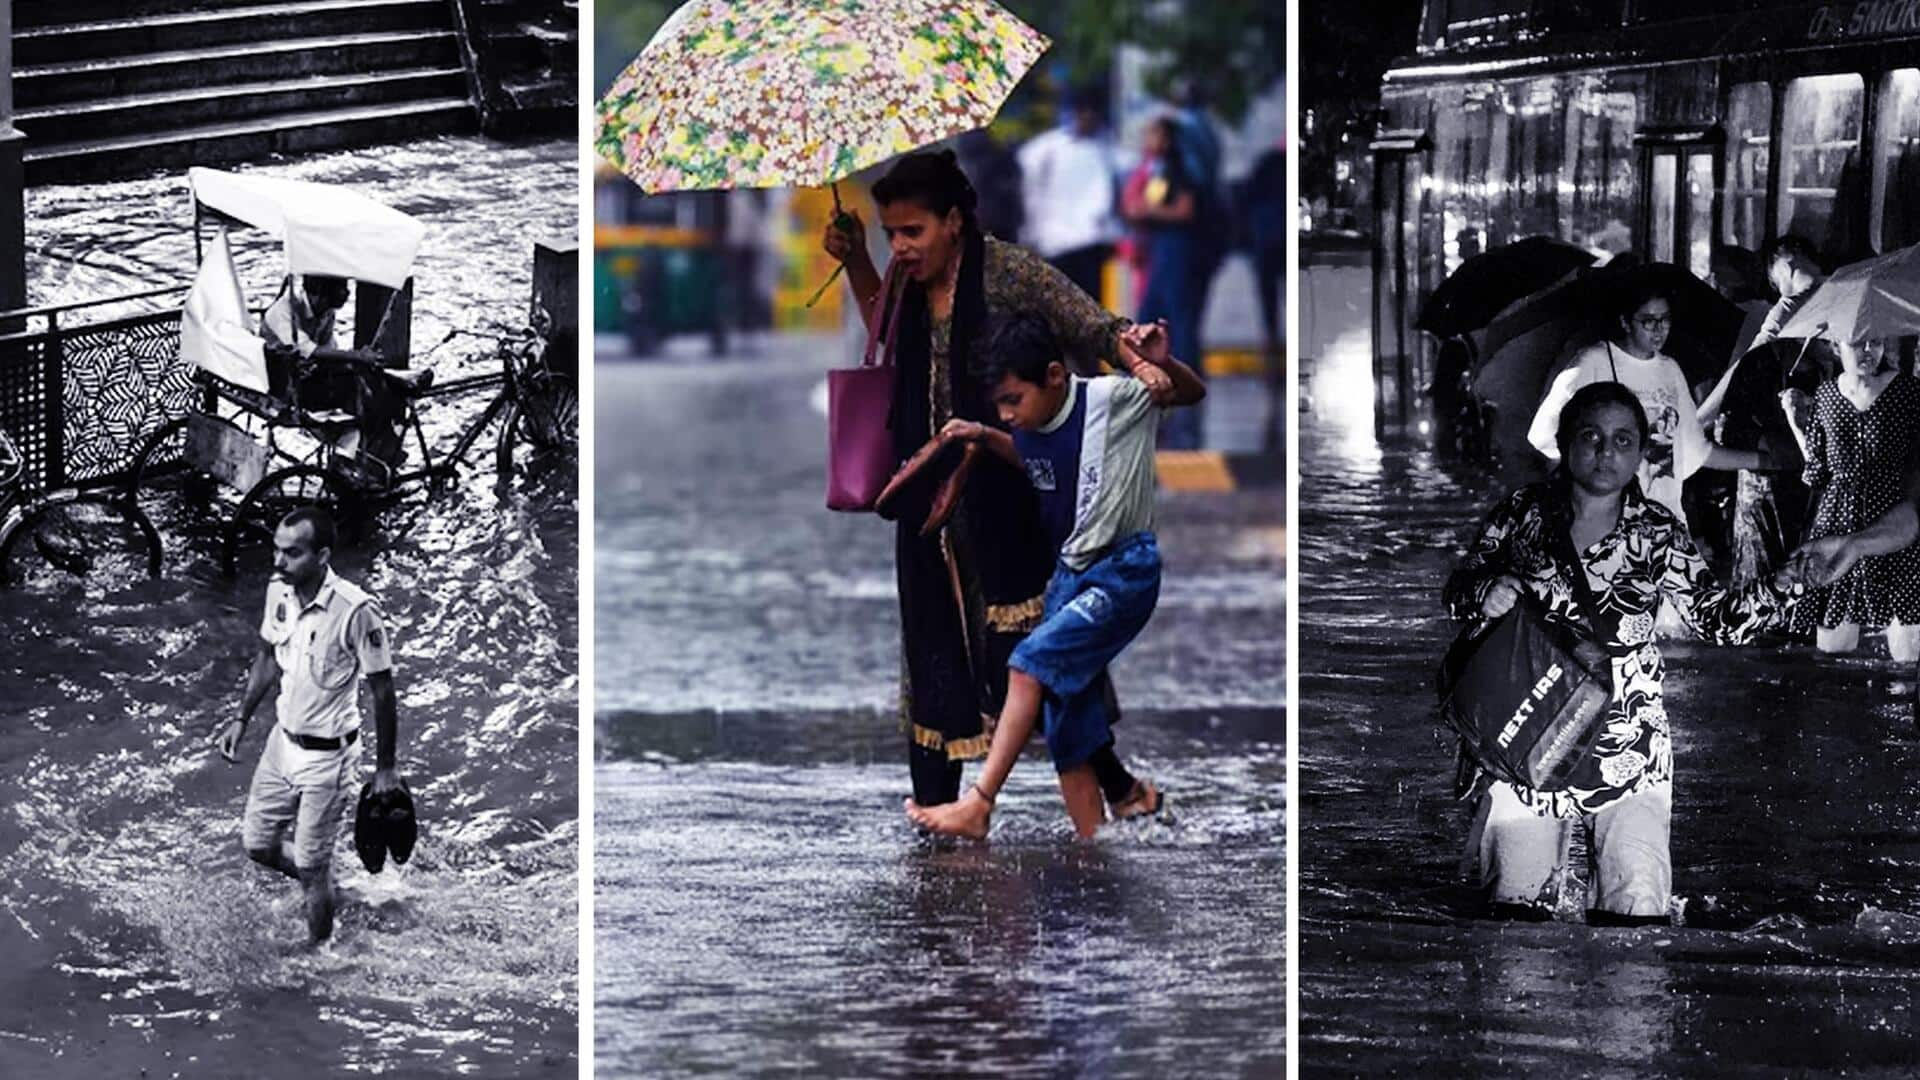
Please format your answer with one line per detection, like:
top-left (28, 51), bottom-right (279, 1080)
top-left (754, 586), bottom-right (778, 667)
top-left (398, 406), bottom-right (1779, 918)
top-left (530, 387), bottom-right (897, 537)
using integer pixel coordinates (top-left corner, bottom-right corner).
top-left (1437, 520), bottom-right (1615, 793)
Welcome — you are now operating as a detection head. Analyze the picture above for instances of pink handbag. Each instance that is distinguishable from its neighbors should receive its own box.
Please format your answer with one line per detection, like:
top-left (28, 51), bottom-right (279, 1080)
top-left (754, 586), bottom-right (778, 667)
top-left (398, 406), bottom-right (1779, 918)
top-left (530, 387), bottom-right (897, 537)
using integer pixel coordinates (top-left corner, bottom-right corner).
top-left (826, 266), bottom-right (909, 511)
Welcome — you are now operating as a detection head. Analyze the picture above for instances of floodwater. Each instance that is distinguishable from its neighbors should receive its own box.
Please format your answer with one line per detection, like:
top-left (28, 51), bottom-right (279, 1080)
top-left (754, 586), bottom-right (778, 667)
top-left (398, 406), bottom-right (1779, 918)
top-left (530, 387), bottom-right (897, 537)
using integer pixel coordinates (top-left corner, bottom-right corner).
top-left (594, 346), bottom-right (1285, 1075)
top-left (2, 137), bottom-right (578, 1077)
top-left (1299, 322), bottom-right (1920, 1075)
top-left (26, 134), bottom-right (577, 357)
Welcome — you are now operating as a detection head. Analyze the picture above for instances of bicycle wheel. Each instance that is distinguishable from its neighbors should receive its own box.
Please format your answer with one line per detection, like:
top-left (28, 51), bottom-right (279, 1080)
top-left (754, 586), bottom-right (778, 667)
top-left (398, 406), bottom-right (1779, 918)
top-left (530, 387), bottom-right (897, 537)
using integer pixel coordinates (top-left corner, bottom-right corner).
top-left (224, 465), bottom-right (354, 577)
top-left (514, 370), bottom-right (578, 450)
top-left (123, 417), bottom-right (218, 522)
top-left (0, 491), bottom-right (163, 588)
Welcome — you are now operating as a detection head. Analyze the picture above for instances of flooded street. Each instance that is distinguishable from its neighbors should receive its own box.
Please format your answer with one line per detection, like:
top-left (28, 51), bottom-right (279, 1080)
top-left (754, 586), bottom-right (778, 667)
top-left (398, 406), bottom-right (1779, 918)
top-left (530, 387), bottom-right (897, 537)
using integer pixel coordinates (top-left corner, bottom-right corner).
top-left (26, 134), bottom-right (577, 358)
top-left (2, 137), bottom-right (578, 1077)
top-left (1299, 312), bottom-right (1920, 1075)
top-left (594, 341), bottom-right (1285, 1075)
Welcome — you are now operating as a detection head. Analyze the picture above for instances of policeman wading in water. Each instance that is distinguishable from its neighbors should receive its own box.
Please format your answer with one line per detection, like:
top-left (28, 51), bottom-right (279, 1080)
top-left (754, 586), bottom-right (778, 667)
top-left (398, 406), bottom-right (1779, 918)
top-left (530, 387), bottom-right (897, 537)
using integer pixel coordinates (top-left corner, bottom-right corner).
top-left (211, 506), bottom-right (403, 945)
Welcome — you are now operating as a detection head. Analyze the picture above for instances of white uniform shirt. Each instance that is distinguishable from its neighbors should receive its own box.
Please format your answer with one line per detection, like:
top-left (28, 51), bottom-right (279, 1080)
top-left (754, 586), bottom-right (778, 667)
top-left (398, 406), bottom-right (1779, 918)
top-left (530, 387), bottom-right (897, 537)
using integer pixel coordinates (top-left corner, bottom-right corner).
top-left (261, 569), bottom-right (393, 739)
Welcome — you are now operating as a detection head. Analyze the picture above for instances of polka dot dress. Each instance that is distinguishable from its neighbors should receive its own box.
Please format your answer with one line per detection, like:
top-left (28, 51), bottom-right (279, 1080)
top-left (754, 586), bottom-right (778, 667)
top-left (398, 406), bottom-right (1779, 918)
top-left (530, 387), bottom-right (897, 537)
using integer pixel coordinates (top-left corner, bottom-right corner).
top-left (1794, 371), bottom-right (1920, 633)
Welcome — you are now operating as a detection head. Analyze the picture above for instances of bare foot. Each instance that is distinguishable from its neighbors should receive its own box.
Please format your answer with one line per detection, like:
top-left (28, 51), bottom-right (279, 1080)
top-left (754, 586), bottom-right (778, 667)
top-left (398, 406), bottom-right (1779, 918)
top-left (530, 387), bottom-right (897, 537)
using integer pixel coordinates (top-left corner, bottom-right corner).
top-left (904, 787), bottom-right (992, 840)
top-left (1110, 779), bottom-right (1162, 820)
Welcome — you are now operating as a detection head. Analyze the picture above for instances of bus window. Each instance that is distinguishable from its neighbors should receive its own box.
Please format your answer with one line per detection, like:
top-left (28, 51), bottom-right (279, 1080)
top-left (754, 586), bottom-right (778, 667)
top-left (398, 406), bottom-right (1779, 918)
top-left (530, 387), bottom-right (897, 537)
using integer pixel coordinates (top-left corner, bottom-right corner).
top-left (1873, 70), bottom-right (1920, 253)
top-left (1651, 154), bottom-right (1677, 263)
top-left (1778, 74), bottom-right (1865, 256)
top-left (1723, 82), bottom-right (1770, 251)
top-left (1565, 73), bottom-right (1641, 256)
top-left (1686, 152), bottom-right (1714, 279)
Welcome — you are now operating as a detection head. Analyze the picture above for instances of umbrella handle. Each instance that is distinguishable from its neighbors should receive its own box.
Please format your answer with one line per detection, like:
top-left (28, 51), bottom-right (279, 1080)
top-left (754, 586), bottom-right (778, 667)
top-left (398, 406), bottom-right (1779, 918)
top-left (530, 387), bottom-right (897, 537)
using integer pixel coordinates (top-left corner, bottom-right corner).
top-left (1785, 333), bottom-right (1820, 380)
top-left (805, 263), bottom-right (847, 309)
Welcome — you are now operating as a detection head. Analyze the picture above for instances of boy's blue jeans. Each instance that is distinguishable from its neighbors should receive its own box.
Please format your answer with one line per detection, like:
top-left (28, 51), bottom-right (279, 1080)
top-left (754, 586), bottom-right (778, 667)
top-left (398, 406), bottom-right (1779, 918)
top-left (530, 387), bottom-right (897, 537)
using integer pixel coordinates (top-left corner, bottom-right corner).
top-left (1009, 532), bottom-right (1162, 770)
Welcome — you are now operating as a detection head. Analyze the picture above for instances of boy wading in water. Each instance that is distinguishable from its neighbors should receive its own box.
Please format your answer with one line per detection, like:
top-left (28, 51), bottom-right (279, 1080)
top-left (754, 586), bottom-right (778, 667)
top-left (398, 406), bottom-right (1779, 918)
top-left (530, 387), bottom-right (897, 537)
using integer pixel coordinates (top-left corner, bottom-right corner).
top-left (905, 315), bottom-right (1205, 838)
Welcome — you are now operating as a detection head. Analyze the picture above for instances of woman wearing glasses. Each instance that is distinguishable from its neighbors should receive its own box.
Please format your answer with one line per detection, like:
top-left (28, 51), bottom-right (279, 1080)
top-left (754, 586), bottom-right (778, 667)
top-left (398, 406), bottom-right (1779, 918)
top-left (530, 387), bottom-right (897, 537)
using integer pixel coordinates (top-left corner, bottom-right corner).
top-left (1527, 277), bottom-right (1768, 526)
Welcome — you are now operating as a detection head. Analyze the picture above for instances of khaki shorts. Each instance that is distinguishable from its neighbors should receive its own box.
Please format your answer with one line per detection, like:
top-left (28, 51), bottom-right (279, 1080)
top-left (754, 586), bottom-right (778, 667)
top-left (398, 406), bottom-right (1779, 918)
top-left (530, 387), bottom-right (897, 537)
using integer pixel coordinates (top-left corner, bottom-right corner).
top-left (1473, 780), bottom-right (1672, 919)
top-left (242, 726), bottom-right (355, 872)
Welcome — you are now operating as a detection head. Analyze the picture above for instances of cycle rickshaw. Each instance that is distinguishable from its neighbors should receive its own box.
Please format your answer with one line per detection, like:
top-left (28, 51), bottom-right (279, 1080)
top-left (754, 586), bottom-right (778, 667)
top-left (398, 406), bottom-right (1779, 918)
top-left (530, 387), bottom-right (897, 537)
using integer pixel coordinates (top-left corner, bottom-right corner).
top-left (123, 168), bottom-right (577, 573)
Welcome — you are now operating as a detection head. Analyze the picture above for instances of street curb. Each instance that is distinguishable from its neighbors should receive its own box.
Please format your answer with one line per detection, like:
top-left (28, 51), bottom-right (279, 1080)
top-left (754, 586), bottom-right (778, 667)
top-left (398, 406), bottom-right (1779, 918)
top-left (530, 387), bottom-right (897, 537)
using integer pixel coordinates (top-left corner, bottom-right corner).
top-left (1156, 450), bottom-right (1286, 492)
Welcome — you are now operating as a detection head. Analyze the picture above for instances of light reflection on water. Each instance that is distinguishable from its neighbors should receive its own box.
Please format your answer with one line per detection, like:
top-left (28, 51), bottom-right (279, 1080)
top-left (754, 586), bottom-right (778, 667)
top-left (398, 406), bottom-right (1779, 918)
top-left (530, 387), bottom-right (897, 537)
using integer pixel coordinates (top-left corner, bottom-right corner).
top-left (4, 136), bottom-right (577, 1076)
top-left (596, 712), bottom-right (1284, 1076)
top-left (1298, 339), bottom-right (1920, 1074)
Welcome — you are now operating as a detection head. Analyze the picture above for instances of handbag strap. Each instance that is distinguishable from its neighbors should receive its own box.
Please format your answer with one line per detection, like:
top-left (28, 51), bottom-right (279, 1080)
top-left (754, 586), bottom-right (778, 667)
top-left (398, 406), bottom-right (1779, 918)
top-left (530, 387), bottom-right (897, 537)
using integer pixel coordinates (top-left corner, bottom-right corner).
top-left (1549, 508), bottom-right (1605, 641)
top-left (862, 262), bottom-right (910, 370)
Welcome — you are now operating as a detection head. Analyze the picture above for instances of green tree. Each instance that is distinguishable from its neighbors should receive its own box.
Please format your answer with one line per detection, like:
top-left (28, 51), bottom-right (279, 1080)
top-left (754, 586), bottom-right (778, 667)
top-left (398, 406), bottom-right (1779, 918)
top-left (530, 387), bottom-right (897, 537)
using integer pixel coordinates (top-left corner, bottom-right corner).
top-left (1008, 0), bottom-right (1282, 124)
top-left (594, 1), bottom-right (674, 94)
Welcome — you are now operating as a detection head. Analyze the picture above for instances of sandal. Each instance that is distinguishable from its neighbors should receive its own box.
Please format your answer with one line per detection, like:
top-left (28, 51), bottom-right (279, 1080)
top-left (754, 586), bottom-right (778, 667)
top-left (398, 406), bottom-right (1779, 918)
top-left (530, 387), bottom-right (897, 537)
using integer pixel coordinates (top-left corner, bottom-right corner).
top-left (1110, 778), bottom-right (1162, 820)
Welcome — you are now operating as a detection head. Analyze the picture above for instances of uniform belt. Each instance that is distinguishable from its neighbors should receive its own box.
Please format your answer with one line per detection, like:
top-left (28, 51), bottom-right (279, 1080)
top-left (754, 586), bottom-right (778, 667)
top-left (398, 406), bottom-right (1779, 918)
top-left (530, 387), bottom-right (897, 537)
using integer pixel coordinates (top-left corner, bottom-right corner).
top-left (284, 727), bottom-right (359, 751)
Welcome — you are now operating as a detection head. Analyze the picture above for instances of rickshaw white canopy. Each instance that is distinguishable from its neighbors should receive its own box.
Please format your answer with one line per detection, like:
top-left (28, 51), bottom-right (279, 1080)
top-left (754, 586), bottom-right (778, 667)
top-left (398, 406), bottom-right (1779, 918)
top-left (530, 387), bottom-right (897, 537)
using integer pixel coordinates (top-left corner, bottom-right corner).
top-left (188, 167), bottom-right (425, 290)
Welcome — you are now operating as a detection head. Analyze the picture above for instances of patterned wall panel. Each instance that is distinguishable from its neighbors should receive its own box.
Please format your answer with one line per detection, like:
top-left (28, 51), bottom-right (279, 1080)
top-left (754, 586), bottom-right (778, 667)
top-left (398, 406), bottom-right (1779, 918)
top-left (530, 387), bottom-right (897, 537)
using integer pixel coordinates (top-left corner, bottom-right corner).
top-left (59, 312), bottom-right (191, 487)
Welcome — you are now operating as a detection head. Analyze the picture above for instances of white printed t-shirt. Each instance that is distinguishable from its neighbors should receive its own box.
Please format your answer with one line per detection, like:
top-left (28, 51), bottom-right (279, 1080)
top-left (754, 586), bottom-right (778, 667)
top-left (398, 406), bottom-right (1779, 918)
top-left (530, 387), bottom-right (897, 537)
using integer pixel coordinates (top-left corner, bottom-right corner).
top-left (1527, 341), bottom-right (1711, 522)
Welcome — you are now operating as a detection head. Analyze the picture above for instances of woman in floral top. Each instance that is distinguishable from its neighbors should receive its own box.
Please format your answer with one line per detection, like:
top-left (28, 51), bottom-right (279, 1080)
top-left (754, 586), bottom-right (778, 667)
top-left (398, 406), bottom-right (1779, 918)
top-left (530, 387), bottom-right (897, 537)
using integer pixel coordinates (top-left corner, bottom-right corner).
top-left (1445, 381), bottom-right (1800, 924)
top-left (823, 150), bottom-right (1171, 823)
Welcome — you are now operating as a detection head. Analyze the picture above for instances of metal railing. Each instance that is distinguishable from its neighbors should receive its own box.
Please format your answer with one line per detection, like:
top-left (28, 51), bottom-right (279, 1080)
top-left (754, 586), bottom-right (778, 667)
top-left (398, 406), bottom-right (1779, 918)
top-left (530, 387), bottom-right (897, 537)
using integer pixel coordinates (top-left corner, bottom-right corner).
top-left (0, 287), bottom-right (191, 494)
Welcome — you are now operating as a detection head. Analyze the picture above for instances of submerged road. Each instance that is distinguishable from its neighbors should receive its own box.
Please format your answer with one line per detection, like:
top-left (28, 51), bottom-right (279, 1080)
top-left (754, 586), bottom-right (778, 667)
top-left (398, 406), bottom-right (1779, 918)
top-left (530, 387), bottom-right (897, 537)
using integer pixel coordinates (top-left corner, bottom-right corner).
top-left (1298, 322), bottom-right (1920, 1076)
top-left (594, 337), bottom-right (1285, 1075)
top-left (2, 136), bottom-right (579, 1077)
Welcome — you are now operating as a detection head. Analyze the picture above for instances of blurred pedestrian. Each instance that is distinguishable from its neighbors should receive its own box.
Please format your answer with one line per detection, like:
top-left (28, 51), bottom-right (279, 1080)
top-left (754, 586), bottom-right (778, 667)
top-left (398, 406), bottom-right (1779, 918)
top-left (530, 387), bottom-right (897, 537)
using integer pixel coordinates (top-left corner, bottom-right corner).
top-left (1017, 85), bottom-right (1120, 302)
top-left (1123, 115), bottom-right (1205, 448)
top-left (953, 128), bottom-right (1024, 244)
top-left (1244, 142), bottom-right (1284, 364)
top-left (1756, 235), bottom-right (1828, 349)
top-left (820, 149), bottom-right (1176, 816)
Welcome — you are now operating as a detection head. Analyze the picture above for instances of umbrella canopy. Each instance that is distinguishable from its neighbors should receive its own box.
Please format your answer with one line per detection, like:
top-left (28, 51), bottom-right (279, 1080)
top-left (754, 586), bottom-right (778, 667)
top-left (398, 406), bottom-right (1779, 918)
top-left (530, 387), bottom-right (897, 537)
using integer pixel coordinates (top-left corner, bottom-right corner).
top-left (188, 167), bottom-right (424, 290)
top-left (1471, 261), bottom-right (1743, 482)
top-left (1776, 241), bottom-right (1920, 344)
top-left (594, 0), bottom-right (1049, 193)
top-left (1416, 237), bottom-right (1596, 339)
top-left (1479, 260), bottom-right (1743, 391)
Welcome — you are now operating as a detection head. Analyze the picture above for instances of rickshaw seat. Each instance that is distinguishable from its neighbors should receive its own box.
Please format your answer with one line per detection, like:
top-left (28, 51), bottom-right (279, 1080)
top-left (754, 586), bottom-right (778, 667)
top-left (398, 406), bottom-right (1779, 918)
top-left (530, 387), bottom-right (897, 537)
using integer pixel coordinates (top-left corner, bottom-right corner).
top-left (379, 366), bottom-right (435, 395)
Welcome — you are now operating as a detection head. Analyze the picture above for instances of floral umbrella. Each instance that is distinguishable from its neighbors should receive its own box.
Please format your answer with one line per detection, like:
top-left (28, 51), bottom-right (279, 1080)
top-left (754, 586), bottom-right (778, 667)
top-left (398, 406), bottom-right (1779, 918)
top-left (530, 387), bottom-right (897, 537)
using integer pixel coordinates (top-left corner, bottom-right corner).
top-left (594, 0), bottom-right (1050, 194)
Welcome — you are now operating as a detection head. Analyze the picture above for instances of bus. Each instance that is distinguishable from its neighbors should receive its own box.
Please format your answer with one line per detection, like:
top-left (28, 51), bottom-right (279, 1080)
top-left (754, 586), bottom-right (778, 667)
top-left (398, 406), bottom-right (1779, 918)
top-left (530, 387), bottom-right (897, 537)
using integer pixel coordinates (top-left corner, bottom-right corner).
top-left (1369, 0), bottom-right (1920, 437)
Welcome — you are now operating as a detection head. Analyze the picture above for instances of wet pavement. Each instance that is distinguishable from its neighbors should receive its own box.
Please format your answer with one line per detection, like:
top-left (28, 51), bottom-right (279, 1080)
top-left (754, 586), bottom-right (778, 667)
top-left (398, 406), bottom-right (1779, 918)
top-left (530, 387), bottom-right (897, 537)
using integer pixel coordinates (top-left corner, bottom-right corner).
top-left (2, 136), bottom-right (578, 1077)
top-left (1298, 306), bottom-right (1920, 1076)
top-left (594, 335), bottom-right (1285, 1075)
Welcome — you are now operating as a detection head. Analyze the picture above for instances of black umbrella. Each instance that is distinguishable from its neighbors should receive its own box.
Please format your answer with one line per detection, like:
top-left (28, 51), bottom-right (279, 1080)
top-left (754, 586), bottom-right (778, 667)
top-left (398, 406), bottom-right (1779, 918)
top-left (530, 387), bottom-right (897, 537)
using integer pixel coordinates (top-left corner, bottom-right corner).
top-left (1480, 260), bottom-right (1744, 391)
top-left (1416, 236), bottom-right (1598, 338)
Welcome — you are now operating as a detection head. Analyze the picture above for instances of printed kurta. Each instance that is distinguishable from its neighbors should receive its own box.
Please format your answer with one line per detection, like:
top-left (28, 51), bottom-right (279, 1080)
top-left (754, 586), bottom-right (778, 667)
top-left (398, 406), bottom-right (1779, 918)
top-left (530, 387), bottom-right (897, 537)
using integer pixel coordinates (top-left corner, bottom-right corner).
top-left (1444, 478), bottom-right (1793, 817)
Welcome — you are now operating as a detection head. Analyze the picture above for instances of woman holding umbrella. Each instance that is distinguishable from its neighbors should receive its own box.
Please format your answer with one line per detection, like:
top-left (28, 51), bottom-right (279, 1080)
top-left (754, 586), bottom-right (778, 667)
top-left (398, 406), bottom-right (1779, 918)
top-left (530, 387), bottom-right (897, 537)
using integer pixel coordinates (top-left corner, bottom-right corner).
top-left (823, 149), bottom-right (1171, 820)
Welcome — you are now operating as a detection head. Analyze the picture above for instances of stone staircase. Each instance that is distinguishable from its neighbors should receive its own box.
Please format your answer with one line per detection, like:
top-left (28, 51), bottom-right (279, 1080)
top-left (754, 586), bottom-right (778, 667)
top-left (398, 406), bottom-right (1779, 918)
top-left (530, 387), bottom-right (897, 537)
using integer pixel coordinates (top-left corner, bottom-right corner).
top-left (453, 0), bottom-right (577, 134)
top-left (13, 1), bottom-right (481, 184)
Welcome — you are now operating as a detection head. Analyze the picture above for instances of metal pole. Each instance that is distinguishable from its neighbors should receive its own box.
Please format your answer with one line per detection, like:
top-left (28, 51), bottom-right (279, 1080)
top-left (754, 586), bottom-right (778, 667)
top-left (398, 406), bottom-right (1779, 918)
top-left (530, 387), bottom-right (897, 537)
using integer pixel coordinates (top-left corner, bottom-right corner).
top-left (0, 0), bottom-right (26, 313)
